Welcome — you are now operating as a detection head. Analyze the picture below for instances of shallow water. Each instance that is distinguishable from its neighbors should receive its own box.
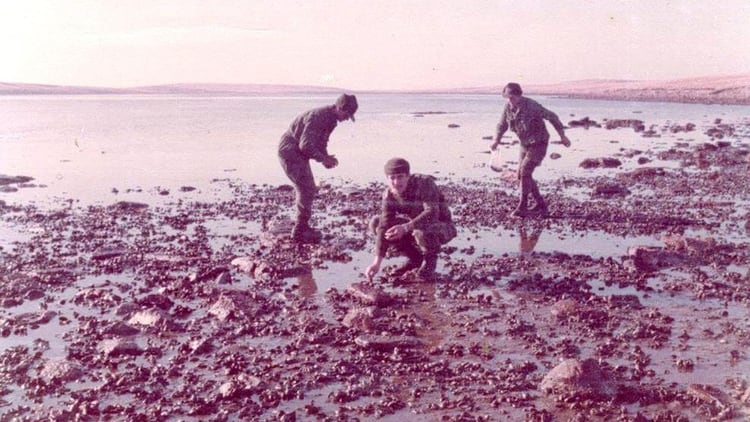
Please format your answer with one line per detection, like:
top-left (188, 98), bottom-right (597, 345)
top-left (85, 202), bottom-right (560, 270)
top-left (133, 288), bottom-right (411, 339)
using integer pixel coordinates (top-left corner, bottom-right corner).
top-left (2, 93), bottom-right (749, 208)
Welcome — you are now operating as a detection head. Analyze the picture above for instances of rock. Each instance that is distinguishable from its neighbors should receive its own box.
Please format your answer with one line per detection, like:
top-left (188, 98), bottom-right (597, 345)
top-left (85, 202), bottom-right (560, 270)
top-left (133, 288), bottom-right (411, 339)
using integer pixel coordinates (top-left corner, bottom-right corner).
top-left (13, 310), bottom-right (57, 326)
top-left (39, 359), bottom-right (84, 383)
top-left (108, 201), bottom-right (149, 213)
top-left (592, 183), bottom-right (629, 197)
top-left (73, 287), bottom-right (122, 306)
top-left (128, 309), bottom-right (165, 327)
top-left (686, 384), bottom-right (730, 410)
top-left (628, 167), bottom-right (666, 180)
top-left (24, 289), bottom-right (45, 301)
top-left (549, 153), bottom-right (562, 160)
top-left (550, 299), bottom-right (582, 319)
top-left (102, 321), bottom-right (140, 336)
top-left (191, 266), bottom-right (231, 283)
top-left (342, 306), bottom-right (380, 330)
top-left (540, 358), bottom-right (616, 398)
top-left (180, 186), bottom-right (197, 192)
top-left (208, 293), bottom-right (258, 322)
top-left (607, 295), bottom-right (643, 310)
top-left (115, 302), bottom-right (140, 318)
top-left (347, 283), bottom-right (395, 307)
top-left (189, 338), bottom-right (213, 355)
top-left (568, 117), bottom-right (600, 128)
top-left (216, 271), bottom-right (232, 284)
top-left (230, 257), bottom-right (256, 274)
top-left (91, 246), bottom-right (127, 260)
top-left (354, 335), bottom-right (422, 352)
top-left (97, 339), bottom-right (143, 357)
top-left (218, 375), bottom-right (262, 399)
top-left (625, 246), bottom-right (683, 272)
top-left (0, 175), bottom-right (34, 186)
top-left (447, 123), bottom-right (460, 128)
top-left (660, 234), bottom-right (716, 255)
top-left (604, 119), bottom-right (645, 132)
top-left (579, 157), bottom-right (622, 169)
top-left (137, 293), bottom-right (174, 310)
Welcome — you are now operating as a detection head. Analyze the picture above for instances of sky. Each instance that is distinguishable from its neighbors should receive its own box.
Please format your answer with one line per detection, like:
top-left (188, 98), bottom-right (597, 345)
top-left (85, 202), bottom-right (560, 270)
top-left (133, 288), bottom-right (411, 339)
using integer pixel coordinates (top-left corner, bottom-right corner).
top-left (1, 0), bottom-right (749, 90)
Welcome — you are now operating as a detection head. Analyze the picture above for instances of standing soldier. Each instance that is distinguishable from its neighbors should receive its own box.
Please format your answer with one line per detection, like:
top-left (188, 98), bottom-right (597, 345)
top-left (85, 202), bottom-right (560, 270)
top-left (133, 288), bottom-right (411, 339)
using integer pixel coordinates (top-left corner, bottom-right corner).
top-left (366, 158), bottom-right (457, 281)
top-left (278, 94), bottom-right (358, 243)
top-left (490, 82), bottom-right (571, 217)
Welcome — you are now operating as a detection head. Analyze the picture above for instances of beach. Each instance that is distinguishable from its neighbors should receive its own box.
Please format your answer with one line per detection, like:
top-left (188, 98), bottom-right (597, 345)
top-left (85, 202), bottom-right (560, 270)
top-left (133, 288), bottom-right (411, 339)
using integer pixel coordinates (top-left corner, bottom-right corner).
top-left (1, 92), bottom-right (750, 420)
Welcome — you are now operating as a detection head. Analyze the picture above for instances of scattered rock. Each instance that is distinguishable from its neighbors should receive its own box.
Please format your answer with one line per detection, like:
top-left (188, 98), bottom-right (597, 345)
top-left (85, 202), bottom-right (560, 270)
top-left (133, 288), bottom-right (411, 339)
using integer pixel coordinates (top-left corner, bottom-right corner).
top-left (354, 335), bottom-right (422, 352)
top-left (346, 283), bottom-right (395, 307)
top-left (0, 175), bottom-right (34, 186)
top-left (580, 157), bottom-right (622, 169)
top-left (97, 339), bottom-right (143, 357)
top-left (540, 358), bottom-right (616, 398)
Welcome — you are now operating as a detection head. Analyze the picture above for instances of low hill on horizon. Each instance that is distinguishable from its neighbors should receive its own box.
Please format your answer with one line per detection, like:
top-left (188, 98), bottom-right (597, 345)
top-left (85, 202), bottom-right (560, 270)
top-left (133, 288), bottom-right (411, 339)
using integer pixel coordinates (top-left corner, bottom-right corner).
top-left (2, 74), bottom-right (749, 104)
top-left (522, 74), bottom-right (750, 105)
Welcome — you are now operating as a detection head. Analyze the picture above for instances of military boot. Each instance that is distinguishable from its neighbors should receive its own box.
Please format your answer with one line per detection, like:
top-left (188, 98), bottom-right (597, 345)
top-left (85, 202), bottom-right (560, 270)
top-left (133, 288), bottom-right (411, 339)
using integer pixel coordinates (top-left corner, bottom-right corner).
top-left (511, 204), bottom-right (530, 218)
top-left (391, 241), bottom-right (423, 277)
top-left (292, 223), bottom-right (322, 244)
top-left (417, 251), bottom-right (438, 281)
top-left (529, 181), bottom-right (549, 217)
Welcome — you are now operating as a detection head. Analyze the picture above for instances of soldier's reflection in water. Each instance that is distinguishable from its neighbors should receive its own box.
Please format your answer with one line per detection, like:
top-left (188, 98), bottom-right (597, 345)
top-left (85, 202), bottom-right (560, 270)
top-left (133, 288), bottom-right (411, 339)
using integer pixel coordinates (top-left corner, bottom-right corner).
top-left (296, 271), bottom-right (318, 298)
top-left (518, 221), bottom-right (544, 254)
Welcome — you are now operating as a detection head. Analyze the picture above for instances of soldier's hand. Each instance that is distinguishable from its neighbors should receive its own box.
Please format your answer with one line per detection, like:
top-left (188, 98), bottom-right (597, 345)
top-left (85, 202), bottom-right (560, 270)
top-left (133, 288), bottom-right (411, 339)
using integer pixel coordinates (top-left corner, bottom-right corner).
top-left (489, 140), bottom-right (500, 151)
top-left (560, 136), bottom-right (571, 148)
top-left (323, 155), bottom-right (338, 169)
top-left (385, 224), bottom-right (408, 241)
top-left (366, 261), bottom-right (380, 281)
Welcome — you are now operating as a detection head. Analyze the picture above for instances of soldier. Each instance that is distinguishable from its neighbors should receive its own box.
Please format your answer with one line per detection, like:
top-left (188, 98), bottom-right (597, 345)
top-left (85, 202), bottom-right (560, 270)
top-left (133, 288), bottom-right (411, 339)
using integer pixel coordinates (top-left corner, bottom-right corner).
top-left (490, 82), bottom-right (571, 217)
top-left (278, 94), bottom-right (358, 243)
top-left (365, 158), bottom-right (457, 281)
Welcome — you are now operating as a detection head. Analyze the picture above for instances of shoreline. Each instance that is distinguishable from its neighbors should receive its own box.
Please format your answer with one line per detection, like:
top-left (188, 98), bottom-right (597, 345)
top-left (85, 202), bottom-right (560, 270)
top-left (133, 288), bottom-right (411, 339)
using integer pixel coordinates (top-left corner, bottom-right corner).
top-left (3, 74), bottom-right (749, 106)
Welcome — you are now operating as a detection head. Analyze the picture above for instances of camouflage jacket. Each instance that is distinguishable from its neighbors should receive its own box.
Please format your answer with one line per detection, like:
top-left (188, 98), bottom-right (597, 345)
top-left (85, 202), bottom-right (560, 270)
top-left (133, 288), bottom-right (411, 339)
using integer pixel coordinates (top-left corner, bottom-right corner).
top-left (496, 97), bottom-right (565, 148)
top-left (375, 174), bottom-right (454, 256)
top-left (278, 105), bottom-right (338, 162)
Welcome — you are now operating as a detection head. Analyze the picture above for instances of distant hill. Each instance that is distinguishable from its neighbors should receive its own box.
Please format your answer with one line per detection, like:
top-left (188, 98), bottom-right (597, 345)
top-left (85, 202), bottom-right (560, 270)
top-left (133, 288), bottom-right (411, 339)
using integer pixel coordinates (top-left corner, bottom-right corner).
top-left (0, 82), bottom-right (345, 96)
top-left (2, 75), bottom-right (749, 104)
top-left (461, 74), bottom-right (750, 105)
top-left (130, 83), bottom-right (345, 95)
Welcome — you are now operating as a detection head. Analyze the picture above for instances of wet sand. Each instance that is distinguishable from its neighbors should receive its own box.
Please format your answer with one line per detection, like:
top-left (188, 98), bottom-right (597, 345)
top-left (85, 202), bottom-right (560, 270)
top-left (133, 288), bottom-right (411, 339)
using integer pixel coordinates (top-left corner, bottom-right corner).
top-left (1, 118), bottom-right (750, 420)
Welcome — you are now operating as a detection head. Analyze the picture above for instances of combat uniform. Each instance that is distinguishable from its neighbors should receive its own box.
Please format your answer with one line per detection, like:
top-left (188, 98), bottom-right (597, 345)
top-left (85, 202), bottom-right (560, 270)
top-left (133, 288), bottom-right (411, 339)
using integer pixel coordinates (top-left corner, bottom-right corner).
top-left (496, 96), bottom-right (566, 214)
top-left (278, 105), bottom-right (339, 235)
top-left (373, 174), bottom-right (457, 278)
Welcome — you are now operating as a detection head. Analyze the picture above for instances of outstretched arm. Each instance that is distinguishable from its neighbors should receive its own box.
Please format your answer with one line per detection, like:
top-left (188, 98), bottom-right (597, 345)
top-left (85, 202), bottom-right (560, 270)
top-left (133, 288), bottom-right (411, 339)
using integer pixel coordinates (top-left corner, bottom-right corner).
top-left (540, 106), bottom-right (571, 147)
top-left (366, 255), bottom-right (384, 281)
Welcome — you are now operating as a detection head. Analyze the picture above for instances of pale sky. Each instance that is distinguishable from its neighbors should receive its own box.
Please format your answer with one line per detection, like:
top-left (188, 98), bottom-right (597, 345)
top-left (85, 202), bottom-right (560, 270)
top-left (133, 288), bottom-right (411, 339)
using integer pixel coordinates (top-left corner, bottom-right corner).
top-left (2, 0), bottom-right (749, 90)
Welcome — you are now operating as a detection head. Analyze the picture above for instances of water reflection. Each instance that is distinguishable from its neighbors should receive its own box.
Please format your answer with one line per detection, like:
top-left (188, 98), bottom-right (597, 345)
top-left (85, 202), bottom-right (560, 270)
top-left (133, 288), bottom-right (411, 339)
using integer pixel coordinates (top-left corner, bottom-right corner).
top-left (402, 281), bottom-right (447, 350)
top-left (518, 221), bottom-right (544, 254)
top-left (296, 271), bottom-right (318, 299)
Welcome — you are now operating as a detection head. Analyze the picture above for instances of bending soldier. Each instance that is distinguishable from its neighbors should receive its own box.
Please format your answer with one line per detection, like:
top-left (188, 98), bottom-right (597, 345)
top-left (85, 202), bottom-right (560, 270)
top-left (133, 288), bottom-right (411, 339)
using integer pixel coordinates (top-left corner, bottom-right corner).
top-left (278, 94), bottom-right (358, 242)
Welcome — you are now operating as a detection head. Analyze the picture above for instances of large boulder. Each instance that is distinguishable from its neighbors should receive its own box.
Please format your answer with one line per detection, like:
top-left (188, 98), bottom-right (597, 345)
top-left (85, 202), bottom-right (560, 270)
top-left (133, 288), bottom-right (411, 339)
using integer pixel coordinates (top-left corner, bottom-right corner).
top-left (540, 358), bottom-right (616, 398)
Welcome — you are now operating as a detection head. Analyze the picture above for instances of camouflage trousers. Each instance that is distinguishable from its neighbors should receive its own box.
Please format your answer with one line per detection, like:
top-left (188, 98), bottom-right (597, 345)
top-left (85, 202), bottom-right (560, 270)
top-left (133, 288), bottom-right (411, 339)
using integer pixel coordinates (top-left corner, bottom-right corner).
top-left (518, 142), bottom-right (548, 179)
top-left (370, 216), bottom-right (457, 254)
top-left (279, 146), bottom-right (316, 225)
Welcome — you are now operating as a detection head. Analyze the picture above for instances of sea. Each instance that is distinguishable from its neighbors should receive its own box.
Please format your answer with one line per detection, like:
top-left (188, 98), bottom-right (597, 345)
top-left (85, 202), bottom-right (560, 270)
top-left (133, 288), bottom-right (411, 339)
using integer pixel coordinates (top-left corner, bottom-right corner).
top-left (3, 93), bottom-right (749, 209)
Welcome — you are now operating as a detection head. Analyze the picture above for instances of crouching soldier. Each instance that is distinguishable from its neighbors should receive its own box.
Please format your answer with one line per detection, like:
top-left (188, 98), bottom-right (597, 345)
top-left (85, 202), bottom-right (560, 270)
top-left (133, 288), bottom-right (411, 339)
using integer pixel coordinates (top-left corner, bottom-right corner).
top-left (365, 158), bottom-right (457, 281)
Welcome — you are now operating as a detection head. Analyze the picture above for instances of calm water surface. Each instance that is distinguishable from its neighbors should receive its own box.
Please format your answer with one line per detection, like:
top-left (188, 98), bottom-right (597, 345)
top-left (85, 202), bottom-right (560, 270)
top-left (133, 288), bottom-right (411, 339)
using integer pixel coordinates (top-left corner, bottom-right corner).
top-left (3, 93), bottom-right (749, 207)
